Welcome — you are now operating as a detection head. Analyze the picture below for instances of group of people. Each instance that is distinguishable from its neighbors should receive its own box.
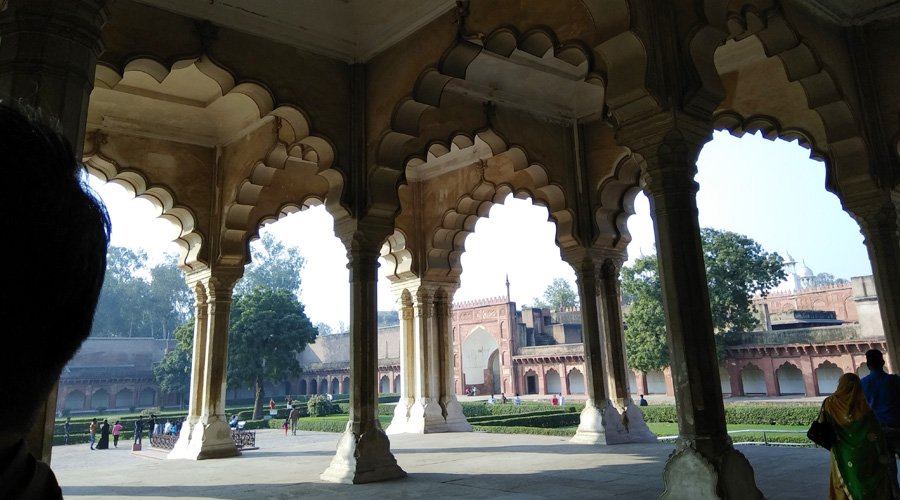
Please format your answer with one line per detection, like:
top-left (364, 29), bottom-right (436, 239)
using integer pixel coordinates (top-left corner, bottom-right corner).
top-left (550, 394), bottom-right (566, 406)
top-left (132, 415), bottom-right (179, 446)
top-left (87, 419), bottom-right (124, 450)
top-left (818, 349), bottom-right (900, 499)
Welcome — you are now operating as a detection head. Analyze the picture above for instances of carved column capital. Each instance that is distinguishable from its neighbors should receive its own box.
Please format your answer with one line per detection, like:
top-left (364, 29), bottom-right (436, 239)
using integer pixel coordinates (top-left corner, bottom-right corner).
top-left (615, 113), bottom-right (713, 199)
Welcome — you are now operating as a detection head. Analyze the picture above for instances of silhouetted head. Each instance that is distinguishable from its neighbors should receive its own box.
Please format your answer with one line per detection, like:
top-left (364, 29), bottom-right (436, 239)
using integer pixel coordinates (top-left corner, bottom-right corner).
top-left (0, 102), bottom-right (109, 434)
top-left (866, 349), bottom-right (886, 372)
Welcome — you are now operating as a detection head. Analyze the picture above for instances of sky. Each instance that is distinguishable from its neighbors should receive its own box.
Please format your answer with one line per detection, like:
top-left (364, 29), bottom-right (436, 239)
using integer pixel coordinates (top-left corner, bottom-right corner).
top-left (88, 130), bottom-right (871, 331)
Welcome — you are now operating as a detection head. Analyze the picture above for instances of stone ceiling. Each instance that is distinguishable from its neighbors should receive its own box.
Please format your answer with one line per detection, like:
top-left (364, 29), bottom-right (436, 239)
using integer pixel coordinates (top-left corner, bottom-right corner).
top-left (795, 0), bottom-right (900, 24)
top-left (134, 0), bottom-right (457, 62)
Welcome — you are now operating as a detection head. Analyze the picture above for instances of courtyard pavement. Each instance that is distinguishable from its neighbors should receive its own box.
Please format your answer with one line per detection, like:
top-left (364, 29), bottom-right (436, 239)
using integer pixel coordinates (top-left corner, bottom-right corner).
top-left (52, 428), bottom-right (837, 499)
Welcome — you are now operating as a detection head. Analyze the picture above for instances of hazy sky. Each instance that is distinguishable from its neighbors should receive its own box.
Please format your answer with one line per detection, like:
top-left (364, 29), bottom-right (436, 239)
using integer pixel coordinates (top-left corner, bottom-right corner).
top-left (89, 130), bottom-right (871, 331)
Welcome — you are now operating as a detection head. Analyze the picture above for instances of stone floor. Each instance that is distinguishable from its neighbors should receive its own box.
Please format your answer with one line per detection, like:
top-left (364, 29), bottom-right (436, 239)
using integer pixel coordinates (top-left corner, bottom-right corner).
top-left (53, 429), bottom-right (834, 499)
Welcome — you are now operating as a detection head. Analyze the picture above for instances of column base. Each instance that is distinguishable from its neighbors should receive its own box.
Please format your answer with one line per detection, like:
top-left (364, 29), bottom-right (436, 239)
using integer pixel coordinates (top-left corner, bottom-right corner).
top-left (385, 397), bottom-right (412, 435)
top-left (320, 420), bottom-right (407, 484)
top-left (571, 399), bottom-right (658, 445)
top-left (619, 400), bottom-right (658, 443)
top-left (570, 399), bottom-right (609, 444)
top-left (398, 397), bottom-right (449, 434)
top-left (661, 439), bottom-right (762, 500)
top-left (167, 417), bottom-right (238, 460)
top-left (441, 395), bottom-right (472, 432)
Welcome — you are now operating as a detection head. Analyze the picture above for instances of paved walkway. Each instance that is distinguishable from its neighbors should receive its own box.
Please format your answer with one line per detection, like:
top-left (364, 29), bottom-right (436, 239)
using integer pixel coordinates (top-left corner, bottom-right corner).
top-left (52, 429), bottom-right (836, 499)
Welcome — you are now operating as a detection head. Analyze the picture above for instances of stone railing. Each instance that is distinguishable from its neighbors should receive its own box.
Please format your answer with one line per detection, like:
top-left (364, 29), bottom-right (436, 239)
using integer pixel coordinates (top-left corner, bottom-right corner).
top-left (516, 343), bottom-right (584, 357)
top-left (722, 325), bottom-right (861, 346)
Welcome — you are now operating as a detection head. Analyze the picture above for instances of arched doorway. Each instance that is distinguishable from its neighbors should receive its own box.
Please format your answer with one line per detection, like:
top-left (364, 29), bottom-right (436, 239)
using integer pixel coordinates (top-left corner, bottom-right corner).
top-left (393, 375), bottom-right (400, 393)
top-left (741, 365), bottom-right (766, 395)
top-left (64, 390), bottom-right (85, 411)
top-left (330, 378), bottom-right (340, 394)
top-left (114, 388), bottom-right (133, 408)
top-left (310, 379), bottom-right (318, 395)
top-left (776, 363), bottom-right (804, 395)
top-left (91, 388), bottom-right (109, 410)
top-left (567, 368), bottom-right (585, 394)
top-left (524, 369), bottom-right (538, 395)
top-left (342, 377), bottom-right (350, 394)
top-left (379, 375), bottom-right (390, 394)
top-left (646, 371), bottom-right (666, 394)
top-left (487, 350), bottom-right (501, 394)
top-left (138, 388), bottom-right (155, 407)
top-left (545, 369), bottom-right (561, 395)
top-left (299, 379), bottom-right (307, 395)
top-left (462, 326), bottom-right (499, 393)
top-left (816, 361), bottom-right (842, 395)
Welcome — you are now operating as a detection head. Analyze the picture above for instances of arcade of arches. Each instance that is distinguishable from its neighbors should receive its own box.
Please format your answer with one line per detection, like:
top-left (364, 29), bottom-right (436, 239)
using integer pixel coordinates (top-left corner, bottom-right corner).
top-left (6, 0), bottom-right (900, 496)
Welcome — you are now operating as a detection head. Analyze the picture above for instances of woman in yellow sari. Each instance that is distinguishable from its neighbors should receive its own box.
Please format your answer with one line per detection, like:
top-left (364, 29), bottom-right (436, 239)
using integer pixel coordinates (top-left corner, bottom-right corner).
top-left (819, 372), bottom-right (899, 499)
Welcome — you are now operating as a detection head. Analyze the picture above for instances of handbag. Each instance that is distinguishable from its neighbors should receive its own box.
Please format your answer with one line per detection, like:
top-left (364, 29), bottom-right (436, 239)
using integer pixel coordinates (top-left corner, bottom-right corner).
top-left (807, 415), bottom-right (834, 450)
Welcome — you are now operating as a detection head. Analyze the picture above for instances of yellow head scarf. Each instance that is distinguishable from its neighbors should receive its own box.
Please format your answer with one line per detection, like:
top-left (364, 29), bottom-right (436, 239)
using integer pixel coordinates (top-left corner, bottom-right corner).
top-left (822, 372), bottom-right (872, 426)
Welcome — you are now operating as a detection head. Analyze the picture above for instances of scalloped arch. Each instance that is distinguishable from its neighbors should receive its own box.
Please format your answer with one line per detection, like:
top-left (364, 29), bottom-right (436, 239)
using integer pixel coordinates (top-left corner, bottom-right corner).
top-left (82, 150), bottom-right (204, 271)
top-left (701, 3), bottom-right (869, 195)
top-left (93, 56), bottom-right (345, 268)
top-left (407, 135), bottom-right (573, 281)
top-left (377, 22), bottom-right (618, 172)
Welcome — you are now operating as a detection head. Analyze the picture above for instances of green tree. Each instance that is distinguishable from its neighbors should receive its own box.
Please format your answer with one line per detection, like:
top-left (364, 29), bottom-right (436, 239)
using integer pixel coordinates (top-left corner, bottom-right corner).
top-left (153, 320), bottom-right (194, 407)
top-left (622, 228), bottom-right (785, 371)
top-left (811, 272), bottom-right (848, 287)
top-left (92, 247), bottom-right (151, 337)
top-left (236, 233), bottom-right (305, 297)
top-left (147, 255), bottom-right (192, 339)
top-left (228, 287), bottom-right (317, 419)
top-left (377, 310), bottom-right (400, 327)
top-left (622, 257), bottom-right (669, 372)
top-left (541, 278), bottom-right (578, 310)
top-left (702, 228), bottom-right (786, 334)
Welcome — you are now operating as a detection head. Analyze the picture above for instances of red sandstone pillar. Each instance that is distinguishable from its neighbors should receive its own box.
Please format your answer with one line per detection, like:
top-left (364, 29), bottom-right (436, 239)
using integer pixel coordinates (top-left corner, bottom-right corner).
top-left (798, 355), bottom-right (818, 396)
top-left (763, 358), bottom-right (779, 396)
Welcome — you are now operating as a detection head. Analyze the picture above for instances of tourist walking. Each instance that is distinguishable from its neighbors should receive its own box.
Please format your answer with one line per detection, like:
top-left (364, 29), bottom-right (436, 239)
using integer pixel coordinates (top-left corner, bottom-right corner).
top-left (861, 349), bottom-right (900, 455)
top-left (149, 415), bottom-right (158, 436)
top-left (282, 418), bottom-right (289, 436)
top-left (63, 418), bottom-right (71, 445)
top-left (289, 407), bottom-right (300, 435)
top-left (89, 418), bottom-right (97, 450)
top-left (817, 372), bottom-right (899, 499)
top-left (134, 417), bottom-right (144, 445)
top-left (96, 419), bottom-right (110, 450)
top-left (112, 421), bottom-right (123, 448)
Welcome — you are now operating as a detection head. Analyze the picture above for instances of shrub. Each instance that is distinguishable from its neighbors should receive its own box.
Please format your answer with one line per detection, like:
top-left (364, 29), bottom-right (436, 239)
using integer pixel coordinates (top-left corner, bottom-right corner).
top-left (472, 425), bottom-right (576, 437)
top-left (461, 403), bottom-right (491, 418)
top-left (473, 413), bottom-right (581, 428)
top-left (307, 395), bottom-right (339, 416)
top-left (636, 404), bottom-right (820, 426)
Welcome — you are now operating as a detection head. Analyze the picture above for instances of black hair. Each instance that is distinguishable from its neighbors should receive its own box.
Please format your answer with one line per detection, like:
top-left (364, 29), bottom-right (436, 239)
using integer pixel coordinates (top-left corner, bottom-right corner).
top-left (0, 102), bottom-right (110, 432)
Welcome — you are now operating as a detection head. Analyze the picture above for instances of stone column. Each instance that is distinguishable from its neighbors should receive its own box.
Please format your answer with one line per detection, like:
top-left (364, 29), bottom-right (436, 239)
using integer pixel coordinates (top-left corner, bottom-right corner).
top-left (169, 267), bottom-right (242, 460)
top-left (436, 288), bottom-right (471, 431)
top-left (852, 197), bottom-right (900, 370)
top-left (569, 254), bottom-right (612, 444)
top-left (321, 231), bottom-right (405, 483)
top-left (386, 280), bottom-right (469, 434)
top-left (0, 0), bottom-right (107, 464)
top-left (171, 279), bottom-right (209, 457)
top-left (597, 255), bottom-right (656, 443)
top-left (386, 288), bottom-right (415, 433)
top-left (635, 124), bottom-right (762, 499)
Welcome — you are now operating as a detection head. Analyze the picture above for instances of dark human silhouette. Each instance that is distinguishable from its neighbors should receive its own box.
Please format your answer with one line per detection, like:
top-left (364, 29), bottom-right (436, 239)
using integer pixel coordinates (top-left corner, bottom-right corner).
top-left (861, 349), bottom-right (900, 455)
top-left (96, 420), bottom-right (110, 450)
top-left (0, 102), bottom-right (109, 499)
top-left (134, 417), bottom-right (144, 445)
